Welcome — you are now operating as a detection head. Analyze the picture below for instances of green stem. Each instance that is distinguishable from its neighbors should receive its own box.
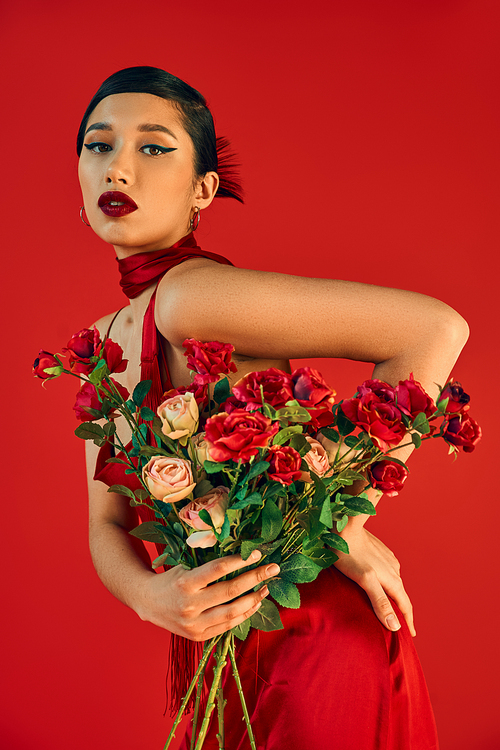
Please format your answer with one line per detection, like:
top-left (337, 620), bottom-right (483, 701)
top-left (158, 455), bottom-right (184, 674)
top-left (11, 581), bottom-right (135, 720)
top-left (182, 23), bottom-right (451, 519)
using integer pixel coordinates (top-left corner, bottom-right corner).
top-left (228, 636), bottom-right (257, 750)
top-left (215, 641), bottom-right (227, 749)
top-left (163, 636), bottom-right (221, 750)
top-left (189, 642), bottom-right (211, 750)
top-left (194, 631), bottom-right (232, 750)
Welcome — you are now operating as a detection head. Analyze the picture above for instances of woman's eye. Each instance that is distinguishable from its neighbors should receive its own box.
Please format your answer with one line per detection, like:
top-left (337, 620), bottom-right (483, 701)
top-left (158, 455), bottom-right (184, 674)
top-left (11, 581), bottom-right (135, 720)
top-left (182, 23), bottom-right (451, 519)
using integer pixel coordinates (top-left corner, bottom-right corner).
top-left (83, 142), bottom-right (112, 153)
top-left (141, 144), bottom-right (177, 156)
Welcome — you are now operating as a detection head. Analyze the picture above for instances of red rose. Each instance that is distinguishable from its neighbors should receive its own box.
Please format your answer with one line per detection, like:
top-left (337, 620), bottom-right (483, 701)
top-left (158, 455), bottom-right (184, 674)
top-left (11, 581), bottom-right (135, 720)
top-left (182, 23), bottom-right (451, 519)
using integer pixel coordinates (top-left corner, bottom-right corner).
top-left (164, 380), bottom-right (209, 408)
top-left (232, 368), bottom-right (294, 410)
top-left (266, 444), bottom-right (303, 485)
top-left (64, 328), bottom-right (100, 374)
top-left (291, 367), bottom-right (336, 429)
top-left (73, 379), bottom-right (129, 422)
top-left (358, 379), bottom-right (397, 403)
top-left (183, 339), bottom-right (237, 383)
top-left (33, 350), bottom-right (62, 380)
top-left (341, 392), bottom-right (406, 451)
top-left (438, 381), bottom-right (470, 414)
top-left (367, 460), bottom-right (409, 497)
top-left (221, 395), bottom-right (248, 414)
top-left (395, 374), bottom-right (435, 420)
top-left (443, 414), bottom-right (481, 453)
top-left (205, 409), bottom-right (279, 462)
top-left (96, 338), bottom-right (128, 374)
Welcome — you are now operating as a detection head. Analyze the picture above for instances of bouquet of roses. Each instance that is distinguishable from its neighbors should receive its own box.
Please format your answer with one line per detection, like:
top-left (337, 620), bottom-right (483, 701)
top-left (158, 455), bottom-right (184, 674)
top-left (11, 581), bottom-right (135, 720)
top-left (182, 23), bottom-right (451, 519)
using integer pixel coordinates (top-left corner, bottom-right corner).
top-left (33, 329), bottom-right (481, 750)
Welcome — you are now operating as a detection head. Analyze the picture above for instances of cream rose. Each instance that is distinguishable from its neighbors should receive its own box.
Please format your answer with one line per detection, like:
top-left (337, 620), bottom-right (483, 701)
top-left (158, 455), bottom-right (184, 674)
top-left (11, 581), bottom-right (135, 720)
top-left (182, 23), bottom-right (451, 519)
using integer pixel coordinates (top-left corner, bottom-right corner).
top-left (142, 456), bottom-right (196, 503)
top-left (180, 487), bottom-right (229, 548)
top-left (157, 392), bottom-right (199, 445)
top-left (300, 436), bottom-right (335, 483)
top-left (189, 431), bottom-right (212, 468)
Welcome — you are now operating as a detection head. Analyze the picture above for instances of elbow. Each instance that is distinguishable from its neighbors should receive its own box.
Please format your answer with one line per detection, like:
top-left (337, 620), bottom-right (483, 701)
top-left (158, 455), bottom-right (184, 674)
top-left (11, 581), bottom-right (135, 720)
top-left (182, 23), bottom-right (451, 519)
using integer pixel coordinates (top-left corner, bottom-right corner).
top-left (438, 303), bottom-right (470, 357)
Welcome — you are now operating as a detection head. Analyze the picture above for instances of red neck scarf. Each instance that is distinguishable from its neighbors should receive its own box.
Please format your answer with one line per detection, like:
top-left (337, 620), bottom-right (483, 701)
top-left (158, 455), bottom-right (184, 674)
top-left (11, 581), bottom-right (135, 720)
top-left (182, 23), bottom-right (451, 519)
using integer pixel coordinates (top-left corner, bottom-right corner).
top-left (116, 232), bottom-right (232, 299)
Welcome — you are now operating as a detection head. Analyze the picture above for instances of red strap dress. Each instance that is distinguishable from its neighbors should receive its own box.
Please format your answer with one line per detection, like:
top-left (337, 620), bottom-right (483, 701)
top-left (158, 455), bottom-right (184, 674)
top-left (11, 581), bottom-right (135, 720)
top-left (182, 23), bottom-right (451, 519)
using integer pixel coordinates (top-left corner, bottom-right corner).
top-left (94, 238), bottom-right (439, 750)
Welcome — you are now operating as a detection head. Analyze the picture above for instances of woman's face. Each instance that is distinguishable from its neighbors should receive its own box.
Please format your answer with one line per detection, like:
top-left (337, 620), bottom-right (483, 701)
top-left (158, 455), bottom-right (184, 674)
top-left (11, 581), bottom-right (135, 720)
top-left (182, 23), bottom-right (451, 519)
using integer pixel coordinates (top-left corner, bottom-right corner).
top-left (78, 92), bottom-right (215, 256)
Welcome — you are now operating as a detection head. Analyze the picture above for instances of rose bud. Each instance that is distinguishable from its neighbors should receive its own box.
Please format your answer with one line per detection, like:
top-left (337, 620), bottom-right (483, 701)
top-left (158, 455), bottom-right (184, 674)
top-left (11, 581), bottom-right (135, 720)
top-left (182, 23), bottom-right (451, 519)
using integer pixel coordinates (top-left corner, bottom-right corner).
top-left (367, 460), bottom-right (409, 497)
top-left (64, 327), bottom-right (101, 375)
top-left (142, 456), bottom-right (196, 502)
top-left (157, 392), bottom-right (199, 446)
top-left (443, 414), bottom-right (481, 453)
top-left (267, 444), bottom-right (302, 486)
top-left (180, 486), bottom-right (229, 532)
top-left (438, 381), bottom-right (470, 414)
top-left (299, 436), bottom-right (334, 482)
top-left (33, 350), bottom-right (63, 380)
top-left (189, 432), bottom-right (212, 467)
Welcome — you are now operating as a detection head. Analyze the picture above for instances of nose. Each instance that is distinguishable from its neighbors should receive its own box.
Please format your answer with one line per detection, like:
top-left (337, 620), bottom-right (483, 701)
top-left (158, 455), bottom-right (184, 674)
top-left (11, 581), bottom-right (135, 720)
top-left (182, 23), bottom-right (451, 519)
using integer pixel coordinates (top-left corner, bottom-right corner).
top-left (105, 146), bottom-right (134, 186)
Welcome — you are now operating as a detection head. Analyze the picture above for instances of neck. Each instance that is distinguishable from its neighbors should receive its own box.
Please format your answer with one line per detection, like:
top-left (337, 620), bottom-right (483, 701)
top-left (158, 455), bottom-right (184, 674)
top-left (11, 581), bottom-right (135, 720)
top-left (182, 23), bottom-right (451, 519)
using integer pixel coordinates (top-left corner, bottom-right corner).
top-left (112, 228), bottom-right (192, 260)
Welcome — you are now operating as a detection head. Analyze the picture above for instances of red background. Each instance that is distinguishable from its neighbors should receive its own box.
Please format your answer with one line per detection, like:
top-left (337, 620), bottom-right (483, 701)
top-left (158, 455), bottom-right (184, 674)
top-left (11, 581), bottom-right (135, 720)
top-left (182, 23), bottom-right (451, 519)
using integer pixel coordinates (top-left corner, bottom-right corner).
top-left (1, 1), bottom-right (498, 748)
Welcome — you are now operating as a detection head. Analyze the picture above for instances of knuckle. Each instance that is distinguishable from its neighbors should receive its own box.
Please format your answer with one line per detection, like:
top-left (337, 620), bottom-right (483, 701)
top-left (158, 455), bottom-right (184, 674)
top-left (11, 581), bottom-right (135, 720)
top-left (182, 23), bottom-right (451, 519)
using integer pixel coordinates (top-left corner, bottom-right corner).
top-left (211, 559), bottom-right (230, 579)
top-left (374, 596), bottom-right (393, 614)
top-left (225, 580), bottom-right (241, 600)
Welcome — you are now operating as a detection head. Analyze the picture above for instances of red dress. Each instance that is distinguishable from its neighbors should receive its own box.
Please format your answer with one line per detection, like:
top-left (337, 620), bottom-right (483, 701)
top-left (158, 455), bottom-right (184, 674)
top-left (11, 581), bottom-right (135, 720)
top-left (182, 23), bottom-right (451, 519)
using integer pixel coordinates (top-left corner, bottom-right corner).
top-left (96, 243), bottom-right (439, 750)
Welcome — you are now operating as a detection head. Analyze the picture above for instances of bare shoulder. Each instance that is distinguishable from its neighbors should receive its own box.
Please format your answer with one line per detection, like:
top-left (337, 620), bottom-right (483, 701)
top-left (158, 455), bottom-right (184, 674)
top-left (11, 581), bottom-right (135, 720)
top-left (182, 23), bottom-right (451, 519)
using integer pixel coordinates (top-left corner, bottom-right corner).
top-left (92, 309), bottom-right (125, 340)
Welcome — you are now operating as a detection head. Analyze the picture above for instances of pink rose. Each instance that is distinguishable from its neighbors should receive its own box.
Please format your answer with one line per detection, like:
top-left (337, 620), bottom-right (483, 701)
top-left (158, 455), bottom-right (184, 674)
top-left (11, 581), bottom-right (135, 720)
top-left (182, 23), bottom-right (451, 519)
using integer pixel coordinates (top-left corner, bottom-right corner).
top-left (183, 338), bottom-right (237, 383)
top-left (205, 409), bottom-right (279, 462)
top-left (189, 432), bottom-right (212, 467)
top-left (142, 456), bottom-right (196, 503)
top-left (232, 368), bottom-right (294, 410)
top-left (180, 487), bottom-right (229, 549)
top-left (341, 392), bottom-right (406, 451)
top-left (443, 414), bottom-right (481, 453)
top-left (266, 444), bottom-right (302, 486)
top-left (157, 392), bottom-right (199, 445)
top-left (33, 350), bottom-right (62, 380)
top-left (367, 460), bottom-right (409, 497)
top-left (438, 381), bottom-right (470, 414)
top-left (395, 374), bottom-right (435, 420)
top-left (299, 436), bottom-right (334, 482)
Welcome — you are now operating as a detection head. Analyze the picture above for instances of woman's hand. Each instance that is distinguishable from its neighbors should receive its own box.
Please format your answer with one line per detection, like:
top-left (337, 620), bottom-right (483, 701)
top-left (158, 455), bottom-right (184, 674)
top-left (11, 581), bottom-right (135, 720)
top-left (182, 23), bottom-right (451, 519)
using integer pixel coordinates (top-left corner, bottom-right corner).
top-left (136, 550), bottom-right (278, 642)
top-left (334, 526), bottom-right (416, 636)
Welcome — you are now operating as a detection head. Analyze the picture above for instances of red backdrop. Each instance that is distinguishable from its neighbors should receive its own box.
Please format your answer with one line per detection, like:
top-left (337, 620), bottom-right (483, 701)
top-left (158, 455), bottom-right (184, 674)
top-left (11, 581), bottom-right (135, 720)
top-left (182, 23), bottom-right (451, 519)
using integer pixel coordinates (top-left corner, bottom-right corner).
top-left (1, 1), bottom-right (498, 748)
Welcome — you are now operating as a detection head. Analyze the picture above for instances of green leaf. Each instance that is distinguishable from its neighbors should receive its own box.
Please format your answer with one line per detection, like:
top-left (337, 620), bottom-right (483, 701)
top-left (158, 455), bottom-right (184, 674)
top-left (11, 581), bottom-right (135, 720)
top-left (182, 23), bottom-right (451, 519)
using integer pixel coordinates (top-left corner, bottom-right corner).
top-left (336, 411), bottom-right (356, 436)
top-left (198, 509), bottom-right (214, 530)
top-left (139, 445), bottom-right (171, 458)
top-left (411, 432), bottom-right (422, 449)
top-left (267, 578), bottom-right (301, 609)
top-left (334, 469), bottom-right (366, 486)
top-left (336, 514), bottom-right (348, 532)
top-left (81, 407), bottom-right (104, 420)
top-left (249, 598), bottom-right (284, 631)
top-left (217, 514), bottom-right (230, 542)
top-left (261, 499), bottom-right (283, 542)
top-left (88, 361), bottom-right (109, 384)
top-left (107, 484), bottom-right (135, 500)
top-left (247, 460), bottom-right (270, 481)
top-left (129, 521), bottom-right (167, 544)
top-left (103, 421), bottom-right (116, 437)
top-left (289, 433), bottom-right (311, 455)
top-left (204, 460), bottom-right (227, 474)
top-left (436, 396), bottom-right (449, 413)
top-left (232, 617), bottom-right (251, 641)
top-left (312, 474), bottom-right (326, 506)
top-left (132, 380), bottom-right (152, 408)
top-left (344, 435), bottom-right (361, 448)
top-left (75, 422), bottom-right (105, 441)
top-left (231, 492), bottom-right (263, 510)
top-left (319, 427), bottom-right (339, 443)
top-left (213, 377), bottom-right (230, 404)
top-left (140, 406), bottom-right (155, 421)
top-left (194, 479), bottom-right (214, 498)
top-left (304, 545), bottom-right (339, 568)
top-left (262, 402), bottom-right (277, 420)
top-left (322, 532), bottom-right (349, 553)
top-left (412, 412), bottom-right (431, 435)
top-left (256, 538), bottom-right (285, 557)
top-left (134, 488), bottom-right (150, 500)
top-left (319, 495), bottom-right (333, 528)
top-left (275, 402), bottom-right (311, 423)
top-left (342, 494), bottom-right (376, 516)
top-left (272, 425), bottom-right (303, 445)
top-left (280, 553), bottom-right (322, 583)
top-left (240, 538), bottom-right (264, 560)
top-left (105, 457), bottom-right (129, 465)
top-left (152, 552), bottom-right (174, 570)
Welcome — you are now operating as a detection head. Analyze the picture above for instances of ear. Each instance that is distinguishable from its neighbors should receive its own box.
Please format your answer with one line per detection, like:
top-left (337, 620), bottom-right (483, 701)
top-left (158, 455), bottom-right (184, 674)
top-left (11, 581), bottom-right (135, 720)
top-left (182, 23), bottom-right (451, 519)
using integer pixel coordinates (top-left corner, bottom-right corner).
top-left (194, 171), bottom-right (219, 208)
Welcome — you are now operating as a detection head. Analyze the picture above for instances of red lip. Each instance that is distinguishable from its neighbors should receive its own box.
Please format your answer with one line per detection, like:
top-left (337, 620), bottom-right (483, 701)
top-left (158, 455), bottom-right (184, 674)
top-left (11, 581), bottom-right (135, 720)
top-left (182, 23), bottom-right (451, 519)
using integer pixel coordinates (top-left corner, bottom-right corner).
top-left (98, 191), bottom-right (138, 217)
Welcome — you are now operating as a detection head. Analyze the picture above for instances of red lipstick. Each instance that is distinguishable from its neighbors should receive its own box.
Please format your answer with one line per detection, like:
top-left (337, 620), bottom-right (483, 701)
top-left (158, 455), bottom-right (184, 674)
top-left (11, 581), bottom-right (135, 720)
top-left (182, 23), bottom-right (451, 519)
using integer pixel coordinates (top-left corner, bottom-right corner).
top-left (98, 191), bottom-right (138, 217)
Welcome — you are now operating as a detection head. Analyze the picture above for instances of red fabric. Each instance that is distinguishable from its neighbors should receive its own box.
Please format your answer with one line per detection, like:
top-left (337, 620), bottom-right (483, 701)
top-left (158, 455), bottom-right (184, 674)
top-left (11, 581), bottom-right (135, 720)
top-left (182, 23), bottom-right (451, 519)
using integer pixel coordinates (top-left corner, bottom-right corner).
top-left (180, 568), bottom-right (439, 750)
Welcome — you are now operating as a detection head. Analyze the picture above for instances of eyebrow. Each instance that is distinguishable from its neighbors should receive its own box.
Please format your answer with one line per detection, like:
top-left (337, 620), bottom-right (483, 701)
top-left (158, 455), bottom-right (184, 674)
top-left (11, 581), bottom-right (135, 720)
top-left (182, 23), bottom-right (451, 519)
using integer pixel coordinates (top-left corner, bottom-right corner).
top-left (84, 121), bottom-right (179, 140)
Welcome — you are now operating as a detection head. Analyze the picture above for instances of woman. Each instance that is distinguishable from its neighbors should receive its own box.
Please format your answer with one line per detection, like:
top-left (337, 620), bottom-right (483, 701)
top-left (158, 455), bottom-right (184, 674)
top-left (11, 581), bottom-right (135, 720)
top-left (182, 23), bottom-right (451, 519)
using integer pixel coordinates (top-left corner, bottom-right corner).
top-left (79, 66), bottom-right (468, 749)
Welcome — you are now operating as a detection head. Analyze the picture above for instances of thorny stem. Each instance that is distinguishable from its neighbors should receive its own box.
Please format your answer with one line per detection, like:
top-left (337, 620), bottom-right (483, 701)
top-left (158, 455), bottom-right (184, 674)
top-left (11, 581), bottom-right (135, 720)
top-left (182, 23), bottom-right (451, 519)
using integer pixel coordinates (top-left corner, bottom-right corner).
top-left (190, 642), bottom-right (211, 750)
top-left (215, 640), bottom-right (227, 749)
top-left (228, 636), bottom-right (257, 750)
top-left (163, 635), bottom-right (222, 750)
top-left (194, 631), bottom-right (232, 750)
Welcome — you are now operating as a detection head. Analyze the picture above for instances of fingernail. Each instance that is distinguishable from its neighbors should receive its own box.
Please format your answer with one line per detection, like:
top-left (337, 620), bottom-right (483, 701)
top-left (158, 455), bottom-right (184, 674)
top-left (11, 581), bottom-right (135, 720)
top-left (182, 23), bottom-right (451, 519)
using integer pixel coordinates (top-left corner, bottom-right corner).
top-left (386, 614), bottom-right (401, 631)
top-left (260, 585), bottom-right (269, 598)
top-left (249, 550), bottom-right (262, 561)
top-left (266, 564), bottom-right (280, 576)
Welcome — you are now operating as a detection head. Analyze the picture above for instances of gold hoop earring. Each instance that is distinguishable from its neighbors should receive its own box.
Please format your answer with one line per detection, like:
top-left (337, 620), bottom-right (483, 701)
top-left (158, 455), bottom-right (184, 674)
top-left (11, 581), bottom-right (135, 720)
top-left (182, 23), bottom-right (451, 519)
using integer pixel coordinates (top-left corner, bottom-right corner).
top-left (80, 207), bottom-right (91, 227)
top-left (190, 207), bottom-right (201, 231)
